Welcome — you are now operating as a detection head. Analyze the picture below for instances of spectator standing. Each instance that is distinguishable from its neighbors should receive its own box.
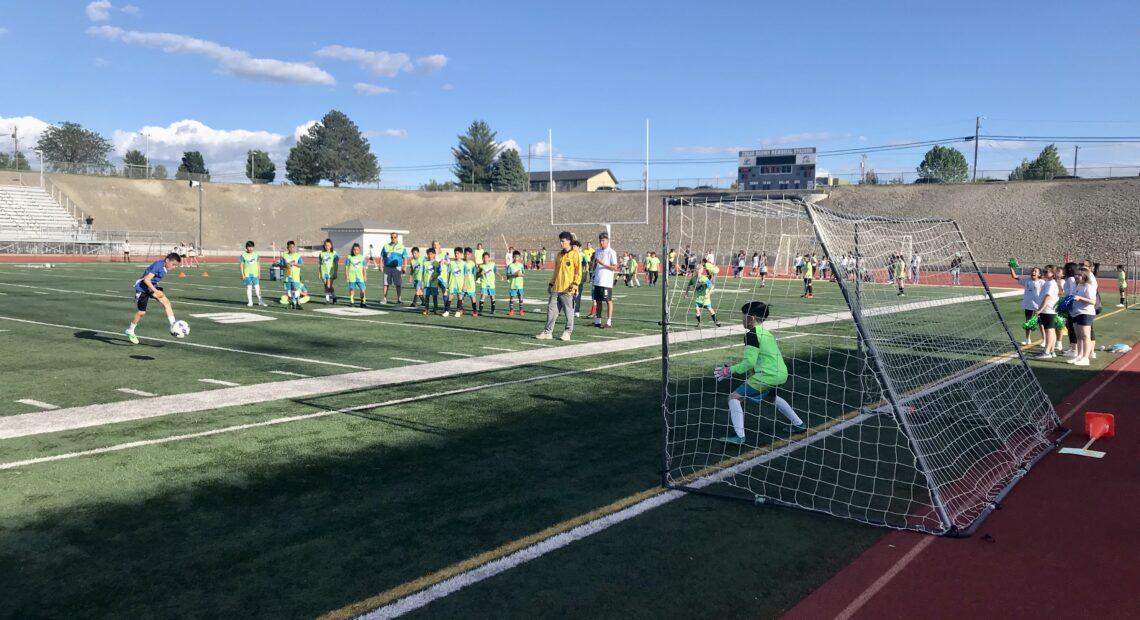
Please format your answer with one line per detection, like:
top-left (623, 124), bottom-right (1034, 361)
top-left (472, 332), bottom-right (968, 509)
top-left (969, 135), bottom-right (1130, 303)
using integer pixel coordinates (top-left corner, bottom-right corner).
top-left (590, 232), bottom-right (620, 328)
top-left (381, 232), bottom-right (408, 304)
top-left (122, 238), bottom-right (131, 263)
top-left (535, 232), bottom-right (580, 341)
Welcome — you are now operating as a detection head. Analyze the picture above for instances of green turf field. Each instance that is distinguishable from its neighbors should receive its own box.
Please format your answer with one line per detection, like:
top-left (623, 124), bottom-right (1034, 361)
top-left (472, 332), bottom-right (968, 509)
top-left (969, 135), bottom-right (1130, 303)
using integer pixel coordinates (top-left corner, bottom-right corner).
top-left (0, 261), bottom-right (1136, 619)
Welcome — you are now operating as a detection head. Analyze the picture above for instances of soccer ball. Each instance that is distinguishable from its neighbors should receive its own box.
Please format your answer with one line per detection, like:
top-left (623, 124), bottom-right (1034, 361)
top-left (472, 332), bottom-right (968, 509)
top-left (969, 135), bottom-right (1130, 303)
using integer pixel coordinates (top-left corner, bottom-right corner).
top-left (170, 320), bottom-right (190, 338)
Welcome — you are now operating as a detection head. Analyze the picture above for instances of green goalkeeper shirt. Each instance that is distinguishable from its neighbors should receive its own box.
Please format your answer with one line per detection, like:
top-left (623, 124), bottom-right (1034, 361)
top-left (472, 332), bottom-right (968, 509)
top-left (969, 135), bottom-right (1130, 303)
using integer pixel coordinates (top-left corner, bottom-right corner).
top-left (730, 323), bottom-right (789, 389)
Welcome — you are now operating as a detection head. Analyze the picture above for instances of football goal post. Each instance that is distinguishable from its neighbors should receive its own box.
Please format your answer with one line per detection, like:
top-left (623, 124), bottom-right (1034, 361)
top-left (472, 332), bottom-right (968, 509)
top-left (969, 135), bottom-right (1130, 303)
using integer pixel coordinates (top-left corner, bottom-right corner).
top-left (659, 195), bottom-right (1065, 535)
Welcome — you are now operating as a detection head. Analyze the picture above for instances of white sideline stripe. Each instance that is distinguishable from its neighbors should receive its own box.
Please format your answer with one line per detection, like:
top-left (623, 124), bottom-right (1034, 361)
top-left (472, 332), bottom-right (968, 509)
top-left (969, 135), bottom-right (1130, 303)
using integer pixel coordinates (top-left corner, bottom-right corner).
top-left (517, 341), bottom-right (554, 347)
top-left (440, 351), bottom-right (475, 357)
top-left (16, 399), bottom-right (58, 410)
top-left (116, 388), bottom-right (156, 397)
top-left (389, 357), bottom-right (427, 364)
top-left (362, 412), bottom-right (872, 619)
top-left (833, 536), bottom-right (936, 620)
top-left (199, 379), bottom-right (241, 387)
top-left (0, 288), bottom-right (1014, 440)
top-left (481, 347), bottom-right (517, 352)
top-left (0, 315), bottom-right (371, 371)
top-left (269, 371), bottom-right (310, 378)
top-left (0, 345), bottom-right (734, 470)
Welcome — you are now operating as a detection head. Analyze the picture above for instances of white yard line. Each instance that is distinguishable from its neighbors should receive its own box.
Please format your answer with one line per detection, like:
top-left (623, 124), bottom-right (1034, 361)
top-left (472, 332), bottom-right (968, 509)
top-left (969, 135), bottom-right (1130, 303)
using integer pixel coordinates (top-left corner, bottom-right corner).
top-left (517, 341), bottom-right (554, 347)
top-left (389, 357), bottom-right (427, 364)
top-left (15, 399), bottom-right (58, 410)
top-left (269, 371), bottom-right (310, 378)
top-left (199, 379), bottom-right (241, 387)
top-left (439, 351), bottom-right (475, 357)
top-left (0, 345), bottom-right (734, 471)
top-left (0, 315), bottom-right (371, 370)
top-left (481, 347), bottom-right (517, 352)
top-left (116, 388), bottom-right (156, 397)
top-left (0, 289), bottom-right (1017, 440)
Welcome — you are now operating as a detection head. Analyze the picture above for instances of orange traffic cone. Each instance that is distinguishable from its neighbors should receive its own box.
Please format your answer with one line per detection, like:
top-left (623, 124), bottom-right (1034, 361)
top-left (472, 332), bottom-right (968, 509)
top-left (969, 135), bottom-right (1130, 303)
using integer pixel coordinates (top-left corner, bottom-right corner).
top-left (201, 271), bottom-right (209, 277)
top-left (179, 272), bottom-right (187, 278)
top-left (1059, 411), bottom-right (1115, 458)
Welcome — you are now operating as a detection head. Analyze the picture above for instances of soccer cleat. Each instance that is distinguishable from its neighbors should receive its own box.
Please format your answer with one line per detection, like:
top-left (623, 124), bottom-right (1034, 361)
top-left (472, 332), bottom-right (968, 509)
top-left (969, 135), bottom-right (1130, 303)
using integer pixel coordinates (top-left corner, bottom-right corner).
top-left (714, 322), bottom-right (723, 327)
top-left (716, 435), bottom-right (745, 445)
top-left (605, 322), bottom-right (611, 329)
top-left (1021, 339), bottom-right (1032, 346)
top-left (441, 311), bottom-right (450, 317)
top-left (472, 312), bottom-right (479, 317)
top-left (1073, 358), bottom-right (1090, 366)
top-left (1034, 352), bottom-right (1055, 359)
top-left (1091, 351), bottom-right (1097, 359)
top-left (508, 309), bottom-right (514, 316)
top-left (259, 300), bottom-right (268, 307)
top-left (1117, 303), bottom-right (1126, 308)
top-left (519, 310), bottom-right (525, 316)
top-left (534, 332), bottom-right (553, 340)
top-left (559, 331), bottom-right (572, 341)
top-left (125, 330), bottom-right (139, 345)
top-left (784, 423), bottom-right (809, 433)
top-left (380, 299), bottom-right (387, 305)
top-left (455, 310), bottom-right (464, 317)
top-left (595, 322), bottom-right (603, 328)
top-left (575, 312), bottom-right (580, 318)
top-left (247, 302), bottom-right (254, 307)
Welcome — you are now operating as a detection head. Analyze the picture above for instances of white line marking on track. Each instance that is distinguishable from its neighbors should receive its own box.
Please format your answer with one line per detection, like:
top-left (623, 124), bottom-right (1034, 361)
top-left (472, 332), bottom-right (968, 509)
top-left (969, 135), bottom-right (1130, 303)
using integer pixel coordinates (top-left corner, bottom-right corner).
top-left (0, 344), bottom-right (734, 471)
top-left (389, 357), bottom-right (427, 364)
top-left (16, 399), bottom-right (59, 410)
top-left (269, 371), bottom-right (310, 378)
top-left (481, 347), bottom-right (517, 352)
top-left (439, 351), bottom-right (475, 357)
top-left (199, 379), bottom-right (241, 387)
top-left (833, 536), bottom-right (936, 620)
top-left (116, 388), bottom-right (156, 397)
top-left (0, 315), bottom-right (370, 370)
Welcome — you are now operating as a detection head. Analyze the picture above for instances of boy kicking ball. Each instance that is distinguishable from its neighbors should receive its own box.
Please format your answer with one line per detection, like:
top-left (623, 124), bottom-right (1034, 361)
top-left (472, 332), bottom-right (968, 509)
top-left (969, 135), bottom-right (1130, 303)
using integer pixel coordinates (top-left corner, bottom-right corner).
top-left (125, 252), bottom-right (182, 344)
top-left (714, 301), bottom-right (806, 444)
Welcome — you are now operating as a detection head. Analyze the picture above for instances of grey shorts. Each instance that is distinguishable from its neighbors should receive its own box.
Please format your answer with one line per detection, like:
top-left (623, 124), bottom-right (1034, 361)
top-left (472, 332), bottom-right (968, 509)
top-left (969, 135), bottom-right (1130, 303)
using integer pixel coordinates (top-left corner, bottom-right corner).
top-left (384, 267), bottom-right (403, 286)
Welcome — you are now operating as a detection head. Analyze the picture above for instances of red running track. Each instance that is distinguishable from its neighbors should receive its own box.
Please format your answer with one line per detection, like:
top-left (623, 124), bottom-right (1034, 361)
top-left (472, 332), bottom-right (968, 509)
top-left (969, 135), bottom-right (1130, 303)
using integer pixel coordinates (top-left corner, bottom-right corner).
top-left (784, 343), bottom-right (1140, 620)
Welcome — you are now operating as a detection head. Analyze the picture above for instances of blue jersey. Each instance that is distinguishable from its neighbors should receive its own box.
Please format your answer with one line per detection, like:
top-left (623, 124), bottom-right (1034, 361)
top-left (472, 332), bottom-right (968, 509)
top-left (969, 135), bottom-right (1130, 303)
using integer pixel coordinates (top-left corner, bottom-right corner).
top-left (134, 259), bottom-right (167, 293)
top-left (381, 243), bottom-right (407, 269)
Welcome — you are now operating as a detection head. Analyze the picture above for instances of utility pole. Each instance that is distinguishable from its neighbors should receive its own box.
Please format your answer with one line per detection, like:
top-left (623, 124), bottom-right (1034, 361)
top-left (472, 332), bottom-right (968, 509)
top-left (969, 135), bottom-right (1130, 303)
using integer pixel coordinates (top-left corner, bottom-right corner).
top-left (972, 116), bottom-right (981, 182)
top-left (11, 126), bottom-right (17, 170)
top-left (527, 143), bottom-right (531, 192)
top-left (1073, 145), bottom-right (1079, 177)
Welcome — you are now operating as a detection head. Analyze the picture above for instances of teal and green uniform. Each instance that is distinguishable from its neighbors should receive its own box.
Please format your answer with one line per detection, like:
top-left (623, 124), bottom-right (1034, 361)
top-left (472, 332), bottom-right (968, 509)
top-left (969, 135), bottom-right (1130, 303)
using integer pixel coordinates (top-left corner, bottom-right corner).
top-left (480, 262), bottom-right (497, 296)
top-left (281, 251), bottom-right (304, 290)
top-left (463, 259), bottom-right (477, 297)
top-left (319, 250), bottom-right (339, 280)
top-left (448, 259), bottom-right (464, 295)
top-left (433, 257), bottom-right (448, 293)
top-left (345, 254), bottom-right (367, 290)
top-left (731, 323), bottom-right (789, 393)
top-left (412, 256), bottom-right (431, 288)
top-left (239, 251), bottom-right (260, 285)
top-left (693, 275), bottom-right (713, 308)
top-left (507, 262), bottom-right (525, 297)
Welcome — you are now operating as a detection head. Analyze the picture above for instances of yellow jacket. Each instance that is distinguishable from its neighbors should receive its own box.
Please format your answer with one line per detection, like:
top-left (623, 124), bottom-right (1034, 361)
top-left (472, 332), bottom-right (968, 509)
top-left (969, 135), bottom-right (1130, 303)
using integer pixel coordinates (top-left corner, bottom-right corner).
top-left (550, 249), bottom-right (582, 293)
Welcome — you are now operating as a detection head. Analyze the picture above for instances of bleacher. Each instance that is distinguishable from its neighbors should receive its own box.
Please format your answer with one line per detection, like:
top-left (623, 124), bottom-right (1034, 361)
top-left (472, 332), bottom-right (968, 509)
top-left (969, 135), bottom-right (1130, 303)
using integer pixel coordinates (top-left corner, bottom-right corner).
top-left (0, 184), bottom-right (82, 242)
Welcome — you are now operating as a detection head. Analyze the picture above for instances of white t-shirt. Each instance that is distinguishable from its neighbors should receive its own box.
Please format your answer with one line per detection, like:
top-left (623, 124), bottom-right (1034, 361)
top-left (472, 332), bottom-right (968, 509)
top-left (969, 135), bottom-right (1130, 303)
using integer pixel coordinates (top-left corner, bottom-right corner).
top-left (1072, 281), bottom-right (1098, 316)
top-left (1063, 276), bottom-right (1076, 297)
top-left (1019, 276), bottom-right (1044, 310)
top-left (1039, 280), bottom-right (1059, 315)
top-left (593, 247), bottom-right (619, 288)
top-left (122, 242), bottom-right (130, 253)
top-left (793, 256), bottom-right (804, 268)
top-left (911, 255), bottom-right (921, 268)
top-left (752, 255), bottom-right (759, 268)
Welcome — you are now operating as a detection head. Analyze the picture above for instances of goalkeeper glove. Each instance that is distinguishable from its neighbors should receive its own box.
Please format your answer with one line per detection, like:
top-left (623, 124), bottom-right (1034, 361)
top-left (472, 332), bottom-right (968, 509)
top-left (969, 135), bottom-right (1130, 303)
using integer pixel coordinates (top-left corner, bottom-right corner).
top-left (713, 366), bottom-right (732, 382)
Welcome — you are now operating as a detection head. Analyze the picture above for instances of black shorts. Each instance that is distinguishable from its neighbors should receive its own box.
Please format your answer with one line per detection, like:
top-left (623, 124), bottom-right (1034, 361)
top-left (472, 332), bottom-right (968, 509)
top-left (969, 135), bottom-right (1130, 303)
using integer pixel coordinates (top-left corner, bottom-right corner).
top-left (1024, 309), bottom-right (1035, 321)
top-left (593, 286), bottom-right (613, 302)
top-left (1070, 313), bottom-right (1094, 327)
top-left (1039, 313), bottom-right (1057, 329)
top-left (134, 286), bottom-right (163, 311)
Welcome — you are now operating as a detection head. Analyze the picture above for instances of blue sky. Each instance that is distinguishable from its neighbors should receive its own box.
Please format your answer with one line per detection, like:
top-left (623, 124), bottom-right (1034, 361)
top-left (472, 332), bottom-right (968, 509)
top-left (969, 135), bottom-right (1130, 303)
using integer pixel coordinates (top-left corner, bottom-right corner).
top-left (2, 0), bottom-right (1139, 187)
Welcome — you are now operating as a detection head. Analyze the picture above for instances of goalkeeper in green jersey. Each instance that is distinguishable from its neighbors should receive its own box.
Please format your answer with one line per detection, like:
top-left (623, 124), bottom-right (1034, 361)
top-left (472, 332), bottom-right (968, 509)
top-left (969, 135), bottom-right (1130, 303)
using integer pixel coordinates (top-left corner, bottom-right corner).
top-left (344, 243), bottom-right (368, 307)
top-left (714, 301), bottom-right (806, 444)
top-left (894, 254), bottom-right (907, 296)
top-left (1117, 264), bottom-right (1127, 308)
top-left (318, 238), bottom-right (339, 304)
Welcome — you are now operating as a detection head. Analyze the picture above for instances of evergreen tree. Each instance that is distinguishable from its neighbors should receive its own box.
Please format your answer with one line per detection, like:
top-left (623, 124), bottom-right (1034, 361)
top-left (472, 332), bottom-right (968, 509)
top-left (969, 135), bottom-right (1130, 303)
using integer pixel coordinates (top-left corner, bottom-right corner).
top-left (491, 148), bottom-right (528, 191)
top-left (286, 135), bottom-right (322, 186)
top-left (916, 145), bottom-right (969, 183)
top-left (1008, 158), bottom-right (1032, 181)
top-left (176, 151), bottom-right (210, 181)
top-left (285, 110), bottom-right (379, 187)
top-left (152, 165), bottom-right (169, 180)
top-left (123, 149), bottom-right (148, 179)
top-left (0, 151), bottom-right (32, 171)
top-left (1028, 144), bottom-right (1068, 179)
top-left (452, 120), bottom-right (499, 189)
top-left (245, 149), bottom-right (276, 184)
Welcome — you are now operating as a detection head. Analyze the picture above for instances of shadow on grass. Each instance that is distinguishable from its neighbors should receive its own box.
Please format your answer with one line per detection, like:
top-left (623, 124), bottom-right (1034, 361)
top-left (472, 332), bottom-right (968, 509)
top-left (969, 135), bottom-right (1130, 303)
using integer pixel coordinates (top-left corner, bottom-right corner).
top-left (74, 330), bottom-right (157, 348)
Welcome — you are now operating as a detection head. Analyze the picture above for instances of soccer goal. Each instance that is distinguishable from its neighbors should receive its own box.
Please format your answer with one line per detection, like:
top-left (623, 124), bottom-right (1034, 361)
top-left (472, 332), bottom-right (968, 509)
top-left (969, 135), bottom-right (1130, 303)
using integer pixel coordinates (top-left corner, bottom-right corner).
top-left (1127, 251), bottom-right (1140, 309)
top-left (659, 195), bottom-right (1065, 535)
top-left (773, 233), bottom-right (821, 276)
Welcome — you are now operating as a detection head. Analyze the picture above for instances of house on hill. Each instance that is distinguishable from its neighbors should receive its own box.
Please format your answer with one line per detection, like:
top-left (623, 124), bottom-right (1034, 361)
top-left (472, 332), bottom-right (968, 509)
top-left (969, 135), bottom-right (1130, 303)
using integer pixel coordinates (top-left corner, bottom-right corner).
top-left (528, 169), bottom-right (619, 192)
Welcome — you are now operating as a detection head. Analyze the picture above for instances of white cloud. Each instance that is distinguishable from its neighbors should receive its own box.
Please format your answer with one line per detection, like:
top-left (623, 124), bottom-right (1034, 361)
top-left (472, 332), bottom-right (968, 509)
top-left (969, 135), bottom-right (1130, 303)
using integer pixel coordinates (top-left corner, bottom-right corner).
top-left (530, 141), bottom-right (551, 157)
top-left (86, 0), bottom-right (112, 22)
top-left (671, 146), bottom-right (745, 155)
top-left (293, 120), bottom-right (318, 142)
top-left (363, 129), bottom-right (408, 139)
top-left (496, 139), bottom-right (521, 154)
top-left (315, 44), bottom-right (448, 76)
top-left (87, 25), bottom-right (336, 85)
top-left (120, 4), bottom-right (140, 16)
top-left (352, 82), bottom-right (394, 95)
top-left (441, 83), bottom-right (454, 91)
top-left (113, 119), bottom-right (303, 177)
top-left (0, 115), bottom-right (53, 152)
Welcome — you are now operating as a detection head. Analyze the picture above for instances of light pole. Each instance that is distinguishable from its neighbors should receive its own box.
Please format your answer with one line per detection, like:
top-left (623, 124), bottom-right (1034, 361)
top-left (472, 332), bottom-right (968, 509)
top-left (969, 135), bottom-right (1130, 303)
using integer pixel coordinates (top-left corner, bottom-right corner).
top-left (35, 149), bottom-right (44, 188)
top-left (142, 132), bottom-right (150, 179)
top-left (190, 176), bottom-right (204, 250)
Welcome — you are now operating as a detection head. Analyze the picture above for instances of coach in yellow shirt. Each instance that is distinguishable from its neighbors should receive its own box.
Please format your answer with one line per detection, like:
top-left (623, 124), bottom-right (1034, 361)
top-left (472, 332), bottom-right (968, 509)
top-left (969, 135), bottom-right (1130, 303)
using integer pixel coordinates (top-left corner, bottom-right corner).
top-left (536, 231), bottom-right (581, 341)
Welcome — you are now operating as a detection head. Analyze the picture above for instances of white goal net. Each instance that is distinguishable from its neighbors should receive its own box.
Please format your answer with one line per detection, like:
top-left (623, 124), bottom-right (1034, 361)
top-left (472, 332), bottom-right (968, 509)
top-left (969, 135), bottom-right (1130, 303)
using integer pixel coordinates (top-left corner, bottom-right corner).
top-left (660, 195), bottom-right (1064, 535)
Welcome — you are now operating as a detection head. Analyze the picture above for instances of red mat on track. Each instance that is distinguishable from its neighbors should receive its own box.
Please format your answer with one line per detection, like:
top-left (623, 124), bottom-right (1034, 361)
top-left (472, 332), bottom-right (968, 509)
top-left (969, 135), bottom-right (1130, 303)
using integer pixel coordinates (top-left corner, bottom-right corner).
top-left (785, 345), bottom-right (1140, 620)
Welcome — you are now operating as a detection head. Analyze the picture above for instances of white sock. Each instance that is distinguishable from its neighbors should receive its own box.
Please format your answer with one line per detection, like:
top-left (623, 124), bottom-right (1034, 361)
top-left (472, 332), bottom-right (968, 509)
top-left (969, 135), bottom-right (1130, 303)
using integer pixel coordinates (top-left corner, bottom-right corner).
top-left (246, 285), bottom-right (253, 304)
top-left (728, 399), bottom-right (746, 438)
top-left (775, 396), bottom-right (803, 426)
top-left (126, 323), bottom-right (135, 333)
top-left (167, 315), bottom-right (177, 326)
